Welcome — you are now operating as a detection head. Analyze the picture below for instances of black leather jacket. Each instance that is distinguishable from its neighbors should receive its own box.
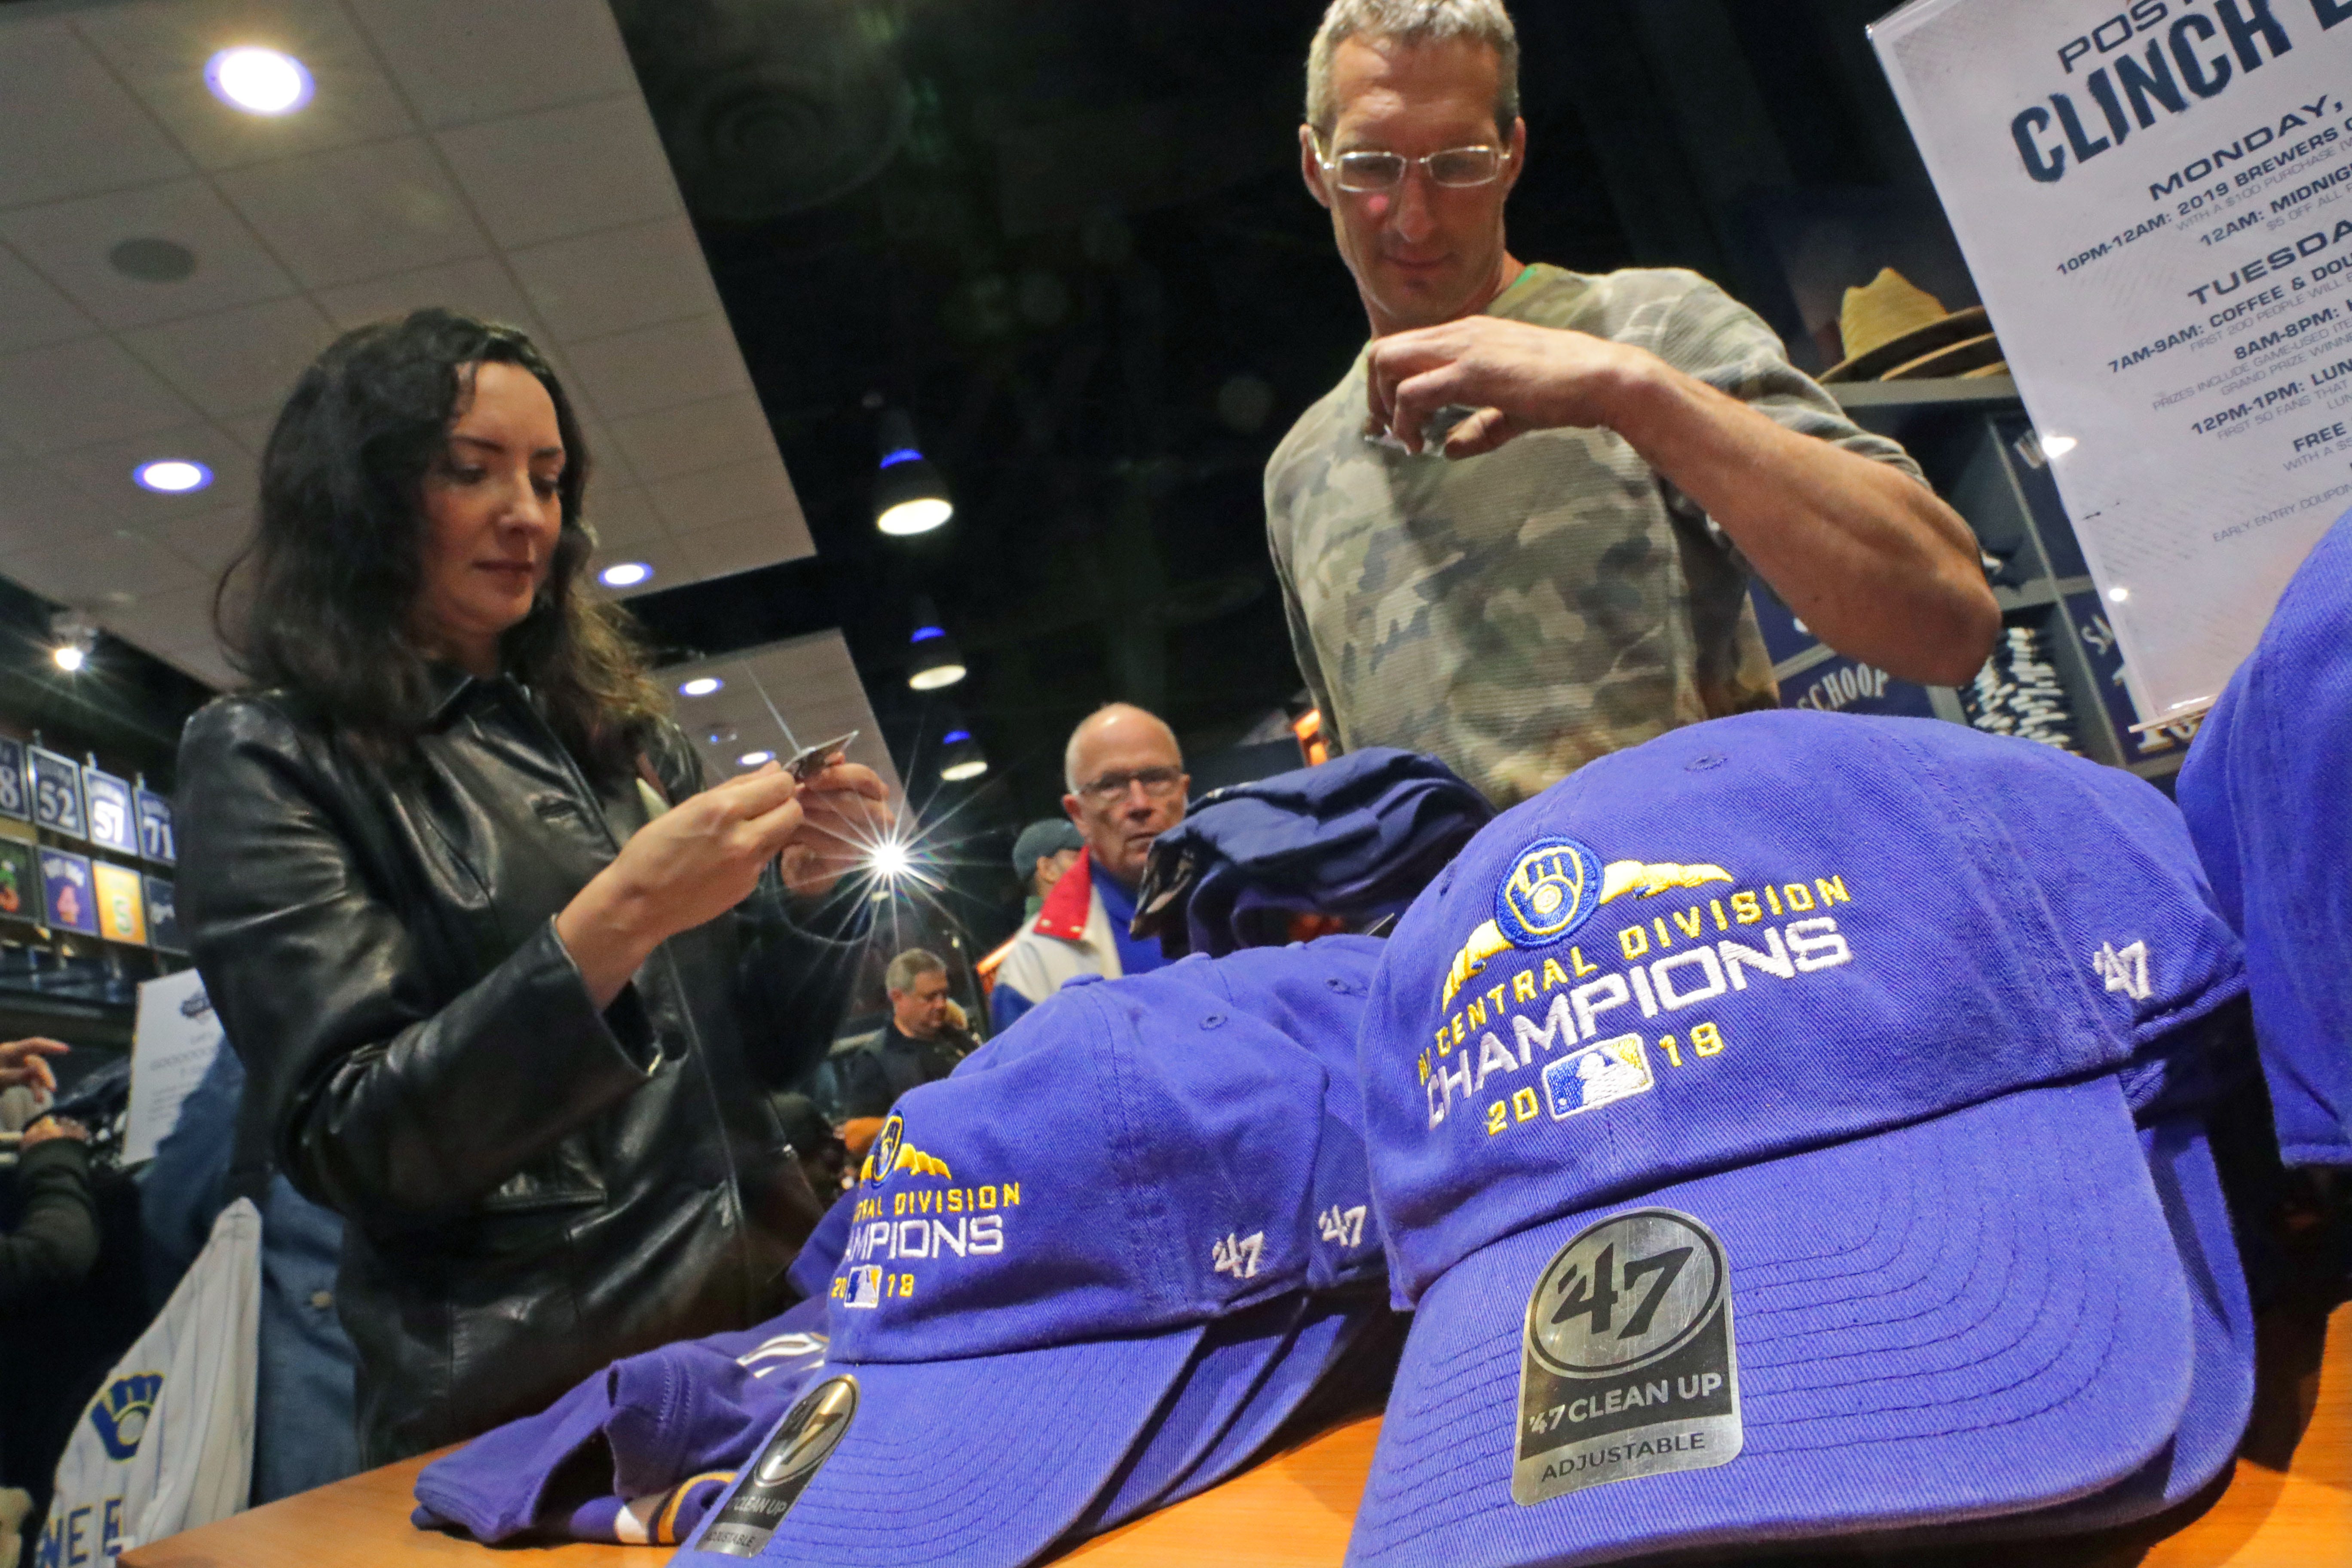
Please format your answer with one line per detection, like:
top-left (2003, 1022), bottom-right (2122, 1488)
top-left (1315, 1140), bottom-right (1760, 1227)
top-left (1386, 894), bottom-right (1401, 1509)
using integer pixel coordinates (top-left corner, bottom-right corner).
top-left (175, 674), bottom-right (854, 1464)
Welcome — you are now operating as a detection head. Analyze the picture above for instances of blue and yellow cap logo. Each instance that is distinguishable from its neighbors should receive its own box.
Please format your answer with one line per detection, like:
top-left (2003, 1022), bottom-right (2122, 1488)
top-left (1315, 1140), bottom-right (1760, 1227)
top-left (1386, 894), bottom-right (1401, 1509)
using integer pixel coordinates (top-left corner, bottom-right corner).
top-left (1442, 838), bottom-right (1735, 1004)
top-left (1494, 837), bottom-right (1605, 946)
top-left (860, 1111), bottom-right (954, 1185)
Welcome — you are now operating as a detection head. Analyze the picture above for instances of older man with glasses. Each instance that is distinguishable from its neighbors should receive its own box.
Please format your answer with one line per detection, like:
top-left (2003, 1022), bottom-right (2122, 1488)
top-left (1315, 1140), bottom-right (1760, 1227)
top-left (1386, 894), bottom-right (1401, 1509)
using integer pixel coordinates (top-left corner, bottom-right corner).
top-left (1268, 0), bottom-right (2000, 809)
top-left (989, 704), bottom-right (1188, 1031)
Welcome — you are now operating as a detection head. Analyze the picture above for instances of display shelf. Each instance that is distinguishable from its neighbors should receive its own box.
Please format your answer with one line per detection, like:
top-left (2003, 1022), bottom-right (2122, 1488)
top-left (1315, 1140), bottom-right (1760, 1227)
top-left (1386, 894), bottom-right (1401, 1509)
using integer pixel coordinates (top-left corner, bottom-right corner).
top-left (1759, 380), bottom-right (2183, 777)
top-left (1825, 374), bottom-right (2018, 413)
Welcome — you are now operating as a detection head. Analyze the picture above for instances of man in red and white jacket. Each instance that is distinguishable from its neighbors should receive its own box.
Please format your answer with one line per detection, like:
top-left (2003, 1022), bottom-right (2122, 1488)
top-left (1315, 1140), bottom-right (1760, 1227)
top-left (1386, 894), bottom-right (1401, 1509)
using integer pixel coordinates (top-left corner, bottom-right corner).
top-left (989, 704), bottom-right (1189, 1032)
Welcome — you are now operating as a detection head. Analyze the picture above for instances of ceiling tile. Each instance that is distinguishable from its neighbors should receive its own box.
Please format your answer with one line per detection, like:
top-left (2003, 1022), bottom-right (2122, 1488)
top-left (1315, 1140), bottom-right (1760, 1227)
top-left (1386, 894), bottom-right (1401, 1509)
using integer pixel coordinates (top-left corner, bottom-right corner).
top-left (605, 390), bottom-right (778, 484)
top-left (507, 214), bottom-right (720, 344)
top-left (158, 644), bottom-right (235, 690)
top-left (97, 579), bottom-right (219, 653)
top-left (44, 420), bottom-right (259, 525)
top-left (650, 457), bottom-right (800, 534)
top-left (434, 96), bottom-right (680, 250)
top-left (121, 294), bottom-right (336, 418)
top-left (159, 504), bottom-right (253, 574)
top-left (558, 402), bottom-right (626, 481)
top-left (0, 245), bottom-right (99, 355)
top-left (0, 20), bottom-right (191, 209)
top-left (0, 337), bottom-right (195, 458)
top-left (588, 534), bottom-right (691, 600)
top-left (583, 483), bottom-right (663, 548)
top-left (1, 529), bottom-right (205, 605)
top-left (345, 0), bottom-right (637, 130)
top-left (0, 458), bottom-right (115, 553)
top-left (220, 409), bottom-right (279, 454)
top-left (0, 178), bottom-right (298, 331)
top-left (311, 252), bottom-right (530, 332)
top-left (564, 313), bottom-right (751, 421)
top-left (74, 0), bottom-right (416, 170)
top-left (215, 135), bottom-right (488, 290)
top-left (676, 513), bottom-right (813, 580)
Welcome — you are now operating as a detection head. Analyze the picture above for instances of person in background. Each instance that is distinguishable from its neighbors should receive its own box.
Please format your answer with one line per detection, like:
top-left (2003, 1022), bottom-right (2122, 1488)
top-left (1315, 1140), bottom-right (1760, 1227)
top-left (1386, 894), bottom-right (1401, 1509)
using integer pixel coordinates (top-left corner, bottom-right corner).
top-left (818, 949), bottom-right (973, 1124)
top-left (1012, 818), bottom-right (1084, 921)
top-left (1267, 0), bottom-right (1998, 808)
top-left (176, 309), bottom-right (891, 1464)
top-left (140, 1041), bottom-right (360, 1504)
top-left (0, 1039), bottom-right (95, 1308)
top-left (990, 704), bottom-right (1188, 1030)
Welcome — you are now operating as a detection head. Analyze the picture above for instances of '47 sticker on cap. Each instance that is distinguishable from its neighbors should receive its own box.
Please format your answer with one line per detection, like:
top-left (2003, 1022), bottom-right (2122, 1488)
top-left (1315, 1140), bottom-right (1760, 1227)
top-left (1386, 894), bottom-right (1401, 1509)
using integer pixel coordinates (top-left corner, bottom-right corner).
top-left (1515, 1208), bottom-right (1740, 1504)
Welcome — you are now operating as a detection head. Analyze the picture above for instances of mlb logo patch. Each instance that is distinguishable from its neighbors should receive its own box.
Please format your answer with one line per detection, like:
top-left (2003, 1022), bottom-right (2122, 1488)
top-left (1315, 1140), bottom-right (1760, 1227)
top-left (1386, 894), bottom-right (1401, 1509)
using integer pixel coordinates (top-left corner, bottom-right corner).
top-left (1541, 1034), bottom-right (1654, 1121)
top-left (844, 1265), bottom-right (884, 1310)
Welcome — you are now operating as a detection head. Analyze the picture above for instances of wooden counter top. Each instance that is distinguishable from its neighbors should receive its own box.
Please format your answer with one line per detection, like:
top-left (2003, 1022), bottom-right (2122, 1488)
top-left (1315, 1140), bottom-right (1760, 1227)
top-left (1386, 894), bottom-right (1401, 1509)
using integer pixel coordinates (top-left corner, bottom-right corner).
top-left (125, 1298), bottom-right (2349, 1568)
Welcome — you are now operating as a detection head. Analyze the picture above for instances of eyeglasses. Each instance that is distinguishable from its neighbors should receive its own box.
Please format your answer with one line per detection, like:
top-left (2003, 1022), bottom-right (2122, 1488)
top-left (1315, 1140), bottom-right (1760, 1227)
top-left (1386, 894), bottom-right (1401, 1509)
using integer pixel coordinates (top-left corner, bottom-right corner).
top-left (1076, 766), bottom-right (1185, 805)
top-left (1316, 141), bottom-right (1506, 193)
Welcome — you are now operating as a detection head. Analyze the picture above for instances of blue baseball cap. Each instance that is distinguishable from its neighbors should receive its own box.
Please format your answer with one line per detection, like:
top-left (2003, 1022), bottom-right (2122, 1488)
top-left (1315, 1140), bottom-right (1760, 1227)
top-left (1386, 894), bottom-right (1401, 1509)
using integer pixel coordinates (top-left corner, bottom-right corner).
top-left (1053, 940), bottom-right (1397, 1534)
top-left (2178, 502), bottom-right (2352, 1166)
top-left (675, 960), bottom-right (1377, 1568)
top-left (1350, 710), bottom-right (2248, 1567)
top-left (1861, 1004), bottom-right (2260, 1550)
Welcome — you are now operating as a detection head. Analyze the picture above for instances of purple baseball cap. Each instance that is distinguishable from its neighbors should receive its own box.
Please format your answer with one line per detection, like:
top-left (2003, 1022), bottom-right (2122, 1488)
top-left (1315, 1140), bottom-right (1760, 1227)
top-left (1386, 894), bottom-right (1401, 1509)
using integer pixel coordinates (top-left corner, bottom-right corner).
top-left (1349, 710), bottom-right (2247, 1567)
top-left (673, 959), bottom-right (1377, 1568)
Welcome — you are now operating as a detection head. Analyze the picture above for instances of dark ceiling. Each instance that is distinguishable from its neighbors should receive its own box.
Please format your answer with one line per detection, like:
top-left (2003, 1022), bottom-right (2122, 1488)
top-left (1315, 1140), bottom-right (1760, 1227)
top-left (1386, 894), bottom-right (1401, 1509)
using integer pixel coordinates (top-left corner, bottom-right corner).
top-left (10, 0), bottom-right (1965, 943)
top-left (613, 0), bottom-right (1959, 920)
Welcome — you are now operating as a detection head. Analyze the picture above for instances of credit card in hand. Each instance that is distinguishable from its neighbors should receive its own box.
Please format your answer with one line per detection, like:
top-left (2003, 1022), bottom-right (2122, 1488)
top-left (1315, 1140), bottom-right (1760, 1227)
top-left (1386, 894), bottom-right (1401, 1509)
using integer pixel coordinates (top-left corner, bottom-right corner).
top-left (788, 731), bottom-right (859, 781)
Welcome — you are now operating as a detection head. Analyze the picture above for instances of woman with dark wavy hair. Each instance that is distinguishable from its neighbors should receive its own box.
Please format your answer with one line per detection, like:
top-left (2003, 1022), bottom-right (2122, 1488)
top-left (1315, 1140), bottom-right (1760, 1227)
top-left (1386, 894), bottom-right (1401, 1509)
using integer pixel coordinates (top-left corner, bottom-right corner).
top-left (174, 309), bottom-right (888, 1462)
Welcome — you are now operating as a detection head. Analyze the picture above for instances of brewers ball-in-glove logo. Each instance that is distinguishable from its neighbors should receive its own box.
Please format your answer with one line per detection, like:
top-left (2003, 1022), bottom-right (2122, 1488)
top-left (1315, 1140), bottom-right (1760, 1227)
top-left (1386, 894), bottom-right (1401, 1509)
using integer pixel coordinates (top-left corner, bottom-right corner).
top-left (91, 1373), bottom-right (163, 1461)
top-left (860, 1111), bottom-right (954, 1186)
top-left (1445, 838), bottom-right (1604, 1004)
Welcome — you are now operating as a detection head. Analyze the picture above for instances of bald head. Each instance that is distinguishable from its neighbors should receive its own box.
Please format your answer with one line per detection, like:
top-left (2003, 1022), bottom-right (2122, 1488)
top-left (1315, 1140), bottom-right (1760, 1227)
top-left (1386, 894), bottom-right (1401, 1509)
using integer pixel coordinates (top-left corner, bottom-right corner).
top-left (1062, 703), bottom-right (1188, 888)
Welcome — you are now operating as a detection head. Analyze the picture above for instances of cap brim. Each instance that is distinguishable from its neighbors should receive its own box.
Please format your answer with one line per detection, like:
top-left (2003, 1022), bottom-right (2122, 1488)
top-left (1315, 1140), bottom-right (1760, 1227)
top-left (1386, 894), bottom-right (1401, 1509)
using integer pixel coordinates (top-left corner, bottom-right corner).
top-left (1346, 1075), bottom-right (2194, 1568)
top-left (1071, 1297), bottom-right (1306, 1534)
top-left (1908, 1112), bottom-right (2255, 1543)
top-left (675, 1326), bottom-right (1203, 1568)
top-left (1161, 1294), bottom-right (1388, 1507)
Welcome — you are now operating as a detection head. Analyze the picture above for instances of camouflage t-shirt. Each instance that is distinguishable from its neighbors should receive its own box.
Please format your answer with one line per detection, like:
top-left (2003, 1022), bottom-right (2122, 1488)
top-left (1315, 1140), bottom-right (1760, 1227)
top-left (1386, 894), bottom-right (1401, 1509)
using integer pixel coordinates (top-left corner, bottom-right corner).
top-left (1265, 263), bottom-right (1926, 807)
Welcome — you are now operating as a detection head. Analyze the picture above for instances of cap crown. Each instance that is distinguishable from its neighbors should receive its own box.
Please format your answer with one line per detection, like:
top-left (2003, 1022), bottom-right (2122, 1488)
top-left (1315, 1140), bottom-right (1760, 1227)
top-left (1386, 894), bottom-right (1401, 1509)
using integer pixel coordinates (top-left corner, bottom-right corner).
top-left (827, 974), bottom-right (1345, 1361)
top-left (1361, 711), bottom-right (2245, 1305)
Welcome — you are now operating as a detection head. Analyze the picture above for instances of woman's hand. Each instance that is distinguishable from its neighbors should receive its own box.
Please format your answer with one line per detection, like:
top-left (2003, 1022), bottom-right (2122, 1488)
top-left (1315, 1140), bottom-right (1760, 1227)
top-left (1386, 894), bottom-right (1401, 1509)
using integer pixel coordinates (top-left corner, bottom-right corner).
top-left (557, 764), bottom-right (810, 1007)
top-left (779, 761), bottom-right (894, 898)
top-left (0, 1037), bottom-right (67, 1095)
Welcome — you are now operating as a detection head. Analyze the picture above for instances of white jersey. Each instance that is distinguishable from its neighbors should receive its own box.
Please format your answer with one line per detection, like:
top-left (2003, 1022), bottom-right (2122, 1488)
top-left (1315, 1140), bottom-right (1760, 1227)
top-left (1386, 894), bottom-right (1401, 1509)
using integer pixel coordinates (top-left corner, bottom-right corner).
top-left (40, 1200), bottom-right (259, 1568)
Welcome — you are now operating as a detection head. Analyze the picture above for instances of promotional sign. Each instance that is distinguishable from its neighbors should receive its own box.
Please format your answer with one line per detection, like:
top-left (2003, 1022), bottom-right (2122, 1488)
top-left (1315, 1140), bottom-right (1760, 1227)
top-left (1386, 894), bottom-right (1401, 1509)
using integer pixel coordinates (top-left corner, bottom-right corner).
top-left (40, 848), bottom-right (97, 934)
top-left (0, 837), bottom-right (37, 923)
top-left (83, 766), bottom-right (135, 857)
top-left (0, 737), bottom-right (27, 823)
top-left (29, 744), bottom-right (85, 839)
top-left (135, 787), bottom-right (176, 865)
top-left (122, 968), bottom-right (224, 1166)
top-left (93, 860), bottom-right (146, 946)
top-left (1873, 0), bottom-right (2352, 720)
top-left (145, 876), bottom-right (183, 952)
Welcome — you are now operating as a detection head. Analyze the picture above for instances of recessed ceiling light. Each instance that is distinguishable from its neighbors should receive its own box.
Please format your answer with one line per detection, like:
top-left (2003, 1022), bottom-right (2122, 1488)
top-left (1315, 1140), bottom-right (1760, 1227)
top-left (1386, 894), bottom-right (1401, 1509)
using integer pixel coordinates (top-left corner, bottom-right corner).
top-left (738, 750), bottom-right (774, 767)
top-left (2108, 586), bottom-right (2130, 603)
top-left (940, 757), bottom-right (989, 781)
top-left (598, 561), bottom-right (652, 588)
top-left (52, 645), bottom-right (86, 673)
top-left (678, 676), bottom-right (723, 698)
top-left (205, 47), bottom-right (313, 115)
top-left (134, 459), bottom-right (211, 494)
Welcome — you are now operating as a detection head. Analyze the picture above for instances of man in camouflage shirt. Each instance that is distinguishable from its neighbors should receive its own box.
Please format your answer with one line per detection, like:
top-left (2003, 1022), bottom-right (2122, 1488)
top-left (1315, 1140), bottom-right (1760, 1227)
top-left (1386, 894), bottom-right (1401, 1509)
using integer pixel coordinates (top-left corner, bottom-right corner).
top-left (1268, 0), bottom-right (1999, 806)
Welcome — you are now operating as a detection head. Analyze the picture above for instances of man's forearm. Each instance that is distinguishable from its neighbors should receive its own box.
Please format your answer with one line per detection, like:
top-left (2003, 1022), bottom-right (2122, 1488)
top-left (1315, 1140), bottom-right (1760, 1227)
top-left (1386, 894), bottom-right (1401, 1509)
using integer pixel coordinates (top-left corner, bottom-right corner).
top-left (1608, 364), bottom-right (2000, 689)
